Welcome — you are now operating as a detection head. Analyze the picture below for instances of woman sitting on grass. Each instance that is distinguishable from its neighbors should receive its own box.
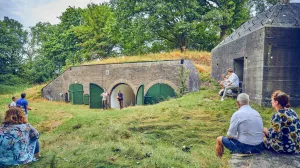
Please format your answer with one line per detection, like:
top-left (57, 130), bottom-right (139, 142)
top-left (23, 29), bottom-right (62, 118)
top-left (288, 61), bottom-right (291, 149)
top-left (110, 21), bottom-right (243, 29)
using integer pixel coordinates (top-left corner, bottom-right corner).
top-left (264, 90), bottom-right (300, 154)
top-left (0, 107), bottom-right (40, 166)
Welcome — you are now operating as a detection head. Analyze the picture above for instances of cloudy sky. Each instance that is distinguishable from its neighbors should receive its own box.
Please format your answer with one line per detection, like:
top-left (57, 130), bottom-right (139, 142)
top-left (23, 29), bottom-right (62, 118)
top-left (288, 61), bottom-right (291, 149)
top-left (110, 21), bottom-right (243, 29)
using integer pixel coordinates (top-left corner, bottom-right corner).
top-left (1, 0), bottom-right (300, 28)
top-left (0, 0), bottom-right (108, 28)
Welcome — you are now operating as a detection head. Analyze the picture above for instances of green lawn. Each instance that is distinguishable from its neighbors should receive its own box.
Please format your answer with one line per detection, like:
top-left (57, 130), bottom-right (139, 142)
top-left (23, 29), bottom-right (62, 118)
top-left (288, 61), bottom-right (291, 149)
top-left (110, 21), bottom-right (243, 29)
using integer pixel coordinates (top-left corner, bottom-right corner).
top-left (0, 83), bottom-right (298, 168)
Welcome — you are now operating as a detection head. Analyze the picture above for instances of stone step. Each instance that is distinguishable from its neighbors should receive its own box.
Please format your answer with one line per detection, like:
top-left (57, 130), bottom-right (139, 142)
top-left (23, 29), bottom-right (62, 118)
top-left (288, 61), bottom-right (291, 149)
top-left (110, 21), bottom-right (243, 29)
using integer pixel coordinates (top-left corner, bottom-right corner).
top-left (229, 151), bottom-right (300, 168)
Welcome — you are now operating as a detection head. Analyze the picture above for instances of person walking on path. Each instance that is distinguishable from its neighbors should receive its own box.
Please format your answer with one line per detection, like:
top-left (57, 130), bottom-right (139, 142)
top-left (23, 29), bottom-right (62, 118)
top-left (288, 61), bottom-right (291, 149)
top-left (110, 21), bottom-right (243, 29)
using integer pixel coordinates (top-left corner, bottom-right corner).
top-left (117, 90), bottom-right (123, 110)
top-left (16, 93), bottom-right (31, 119)
top-left (101, 90), bottom-right (108, 110)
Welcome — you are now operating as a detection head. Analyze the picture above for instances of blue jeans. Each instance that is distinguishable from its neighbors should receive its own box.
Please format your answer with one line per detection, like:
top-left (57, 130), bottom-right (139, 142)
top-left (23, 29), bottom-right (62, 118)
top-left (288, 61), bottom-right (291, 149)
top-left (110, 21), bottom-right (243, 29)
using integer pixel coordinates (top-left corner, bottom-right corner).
top-left (222, 137), bottom-right (264, 154)
top-left (34, 140), bottom-right (40, 154)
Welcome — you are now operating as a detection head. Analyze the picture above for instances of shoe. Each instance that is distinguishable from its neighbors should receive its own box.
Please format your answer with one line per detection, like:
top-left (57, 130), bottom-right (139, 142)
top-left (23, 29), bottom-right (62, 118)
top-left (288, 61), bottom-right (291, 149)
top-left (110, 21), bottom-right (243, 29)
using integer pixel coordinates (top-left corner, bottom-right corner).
top-left (221, 98), bottom-right (224, 101)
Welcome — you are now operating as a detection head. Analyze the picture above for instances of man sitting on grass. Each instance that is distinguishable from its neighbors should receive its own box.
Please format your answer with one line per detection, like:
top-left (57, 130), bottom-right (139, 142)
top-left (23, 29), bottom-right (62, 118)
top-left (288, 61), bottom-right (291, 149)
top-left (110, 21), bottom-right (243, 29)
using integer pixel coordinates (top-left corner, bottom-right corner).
top-left (216, 93), bottom-right (264, 158)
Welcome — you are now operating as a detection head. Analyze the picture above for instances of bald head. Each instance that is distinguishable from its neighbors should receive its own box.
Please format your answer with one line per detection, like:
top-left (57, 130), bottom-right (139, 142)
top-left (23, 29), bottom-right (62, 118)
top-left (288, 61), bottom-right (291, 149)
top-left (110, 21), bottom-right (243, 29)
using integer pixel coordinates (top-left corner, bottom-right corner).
top-left (237, 93), bottom-right (250, 105)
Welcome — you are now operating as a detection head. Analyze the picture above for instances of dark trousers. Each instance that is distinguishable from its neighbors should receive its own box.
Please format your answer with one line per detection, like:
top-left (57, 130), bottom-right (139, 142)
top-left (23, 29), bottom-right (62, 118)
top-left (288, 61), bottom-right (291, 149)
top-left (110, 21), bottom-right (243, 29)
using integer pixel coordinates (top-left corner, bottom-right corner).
top-left (102, 100), bottom-right (107, 109)
top-left (35, 140), bottom-right (40, 154)
top-left (119, 100), bottom-right (123, 109)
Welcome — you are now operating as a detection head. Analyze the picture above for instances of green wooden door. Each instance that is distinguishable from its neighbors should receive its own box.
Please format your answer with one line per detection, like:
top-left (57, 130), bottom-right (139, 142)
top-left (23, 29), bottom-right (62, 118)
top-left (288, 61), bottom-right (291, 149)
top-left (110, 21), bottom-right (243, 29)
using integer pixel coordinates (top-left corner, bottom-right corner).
top-left (73, 84), bottom-right (84, 104)
top-left (69, 84), bottom-right (83, 104)
top-left (145, 83), bottom-right (176, 105)
top-left (90, 83), bottom-right (104, 109)
top-left (136, 85), bottom-right (144, 105)
top-left (83, 94), bottom-right (89, 105)
top-left (68, 84), bottom-right (73, 103)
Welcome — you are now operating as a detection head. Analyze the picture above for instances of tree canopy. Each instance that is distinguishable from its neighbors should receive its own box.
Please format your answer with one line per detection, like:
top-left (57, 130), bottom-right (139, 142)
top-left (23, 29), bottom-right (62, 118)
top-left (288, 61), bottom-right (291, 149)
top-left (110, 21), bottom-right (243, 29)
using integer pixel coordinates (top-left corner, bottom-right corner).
top-left (0, 0), bottom-right (274, 85)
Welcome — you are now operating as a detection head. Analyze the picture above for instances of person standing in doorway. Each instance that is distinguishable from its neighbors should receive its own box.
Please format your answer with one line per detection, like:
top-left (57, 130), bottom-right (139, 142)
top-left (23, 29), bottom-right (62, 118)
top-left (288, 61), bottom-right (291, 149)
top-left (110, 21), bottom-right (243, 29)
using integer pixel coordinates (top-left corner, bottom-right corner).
top-left (117, 90), bottom-right (123, 110)
top-left (9, 97), bottom-right (16, 108)
top-left (16, 93), bottom-right (31, 119)
top-left (101, 90), bottom-right (108, 110)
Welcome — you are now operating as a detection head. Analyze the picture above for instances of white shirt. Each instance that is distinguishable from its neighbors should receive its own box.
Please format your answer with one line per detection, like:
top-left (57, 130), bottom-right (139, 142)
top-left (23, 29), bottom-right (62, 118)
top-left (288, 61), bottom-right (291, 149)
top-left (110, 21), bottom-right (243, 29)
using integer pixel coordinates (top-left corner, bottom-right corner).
top-left (101, 92), bottom-right (108, 101)
top-left (228, 73), bottom-right (239, 87)
top-left (227, 105), bottom-right (264, 146)
top-left (9, 101), bottom-right (16, 107)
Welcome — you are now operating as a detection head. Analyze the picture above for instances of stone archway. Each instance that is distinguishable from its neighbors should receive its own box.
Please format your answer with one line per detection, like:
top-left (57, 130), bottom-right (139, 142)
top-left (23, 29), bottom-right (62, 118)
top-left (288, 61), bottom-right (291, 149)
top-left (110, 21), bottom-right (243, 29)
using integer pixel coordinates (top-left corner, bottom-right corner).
top-left (108, 79), bottom-right (137, 95)
top-left (145, 79), bottom-right (178, 94)
top-left (109, 80), bottom-right (136, 109)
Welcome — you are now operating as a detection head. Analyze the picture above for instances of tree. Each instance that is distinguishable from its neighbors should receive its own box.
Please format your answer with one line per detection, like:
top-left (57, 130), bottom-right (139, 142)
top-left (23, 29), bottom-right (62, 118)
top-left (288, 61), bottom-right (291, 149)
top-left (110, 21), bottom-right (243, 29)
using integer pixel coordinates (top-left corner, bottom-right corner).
top-left (249, 0), bottom-right (278, 14)
top-left (111, 0), bottom-right (213, 53)
top-left (203, 0), bottom-right (250, 41)
top-left (0, 17), bottom-right (27, 85)
top-left (74, 3), bottom-right (117, 60)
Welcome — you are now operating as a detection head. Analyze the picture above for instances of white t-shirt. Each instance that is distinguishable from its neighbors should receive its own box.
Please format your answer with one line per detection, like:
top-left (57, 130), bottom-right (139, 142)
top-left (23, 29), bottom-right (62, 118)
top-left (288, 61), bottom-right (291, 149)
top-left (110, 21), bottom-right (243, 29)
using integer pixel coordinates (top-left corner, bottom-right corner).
top-left (228, 73), bottom-right (239, 87)
top-left (101, 92), bottom-right (108, 101)
top-left (9, 101), bottom-right (16, 107)
top-left (227, 105), bottom-right (264, 146)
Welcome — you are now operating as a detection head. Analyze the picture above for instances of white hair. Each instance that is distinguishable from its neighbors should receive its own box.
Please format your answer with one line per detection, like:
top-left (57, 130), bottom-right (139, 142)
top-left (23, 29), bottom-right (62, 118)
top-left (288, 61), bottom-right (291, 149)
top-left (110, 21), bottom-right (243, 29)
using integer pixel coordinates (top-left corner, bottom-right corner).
top-left (237, 93), bottom-right (250, 105)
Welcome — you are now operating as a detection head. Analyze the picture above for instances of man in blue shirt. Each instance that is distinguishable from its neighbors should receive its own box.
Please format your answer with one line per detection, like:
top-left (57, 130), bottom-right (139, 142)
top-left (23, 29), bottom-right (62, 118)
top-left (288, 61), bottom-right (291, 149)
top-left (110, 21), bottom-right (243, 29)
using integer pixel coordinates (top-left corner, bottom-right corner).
top-left (117, 90), bottom-right (123, 110)
top-left (16, 93), bottom-right (31, 119)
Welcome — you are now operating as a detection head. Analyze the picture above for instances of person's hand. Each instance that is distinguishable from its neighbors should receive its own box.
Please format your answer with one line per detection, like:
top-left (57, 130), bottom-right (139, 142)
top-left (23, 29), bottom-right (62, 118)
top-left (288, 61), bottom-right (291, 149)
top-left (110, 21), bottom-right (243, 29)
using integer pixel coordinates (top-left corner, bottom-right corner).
top-left (263, 127), bottom-right (268, 136)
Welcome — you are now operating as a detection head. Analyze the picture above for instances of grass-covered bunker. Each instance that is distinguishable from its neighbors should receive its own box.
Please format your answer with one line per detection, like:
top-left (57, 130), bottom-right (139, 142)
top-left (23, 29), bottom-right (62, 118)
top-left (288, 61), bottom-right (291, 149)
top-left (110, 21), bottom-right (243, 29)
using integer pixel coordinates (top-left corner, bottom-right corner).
top-left (42, 60), bottom-right (200, 108)
top-left (211, 3), bottom-right (300, 106)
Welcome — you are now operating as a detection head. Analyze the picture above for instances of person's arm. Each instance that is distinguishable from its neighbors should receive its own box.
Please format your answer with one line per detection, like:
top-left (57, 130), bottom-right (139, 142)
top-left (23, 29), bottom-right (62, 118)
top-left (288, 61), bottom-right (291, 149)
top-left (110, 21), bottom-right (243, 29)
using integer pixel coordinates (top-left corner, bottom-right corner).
top-left (263, 127), bottom-right (268, 137)
top-left (266, 113), bottom-right (281, 139)
top-left (25, 101), bottom-right (31, 110)
top-left (228, 75), bottom-right (237, 86)
top-left (28, 124), bottom-right (39, 140)
top-left (227, 113), bottom-right (239, 139)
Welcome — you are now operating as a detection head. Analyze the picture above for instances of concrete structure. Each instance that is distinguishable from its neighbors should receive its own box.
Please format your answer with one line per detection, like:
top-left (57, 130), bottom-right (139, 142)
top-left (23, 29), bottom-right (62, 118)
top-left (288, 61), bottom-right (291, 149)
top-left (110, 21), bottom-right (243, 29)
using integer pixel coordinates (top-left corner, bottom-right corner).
top-left (42, 59), bottom-right (200, 108)
top-left (211, 3), bottom-right (300, 106)
top-left (230, 150), bottom-right (300, 168)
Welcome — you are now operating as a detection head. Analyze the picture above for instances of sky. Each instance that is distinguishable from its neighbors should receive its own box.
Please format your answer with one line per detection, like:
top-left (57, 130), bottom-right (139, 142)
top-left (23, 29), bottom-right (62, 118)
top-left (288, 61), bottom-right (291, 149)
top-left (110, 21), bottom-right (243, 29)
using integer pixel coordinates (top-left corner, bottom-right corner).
top-left (1, 0), bottom-right (300, 28)
top-left (0, 0), bottom-right (108, 28)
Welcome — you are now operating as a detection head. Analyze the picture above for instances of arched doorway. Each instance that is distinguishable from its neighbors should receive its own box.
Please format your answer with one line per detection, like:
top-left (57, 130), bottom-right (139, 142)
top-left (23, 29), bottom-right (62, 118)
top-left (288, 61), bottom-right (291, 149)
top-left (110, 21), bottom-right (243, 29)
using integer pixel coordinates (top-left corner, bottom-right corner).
top-left (110, 83), bottom-right (135, 108)
top-left (144, 83), bottom-right (176, 105)
top-left (68, 83), bottom-right (84, 104)
top-left (90, 83), bottom-right (104, 109)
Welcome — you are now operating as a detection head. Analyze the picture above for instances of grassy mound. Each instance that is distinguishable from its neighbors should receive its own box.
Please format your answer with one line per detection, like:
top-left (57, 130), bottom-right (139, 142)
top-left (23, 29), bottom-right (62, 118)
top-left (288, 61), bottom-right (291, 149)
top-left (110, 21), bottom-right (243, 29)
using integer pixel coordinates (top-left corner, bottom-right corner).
top-left (82, 50), bottom-right (211, 74)
top-left (1, 83), bottom-right (295, 167)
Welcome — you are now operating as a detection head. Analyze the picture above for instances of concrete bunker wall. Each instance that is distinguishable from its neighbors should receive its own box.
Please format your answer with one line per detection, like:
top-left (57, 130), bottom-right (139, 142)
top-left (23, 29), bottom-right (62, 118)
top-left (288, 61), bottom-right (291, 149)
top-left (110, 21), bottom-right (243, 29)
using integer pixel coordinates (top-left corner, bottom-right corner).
top-left (262, 27), bottom-right (300, 106)
top-left (42, 60), bottom-right (200, 102)
top-left (211, 28), bottom-right (265, 105)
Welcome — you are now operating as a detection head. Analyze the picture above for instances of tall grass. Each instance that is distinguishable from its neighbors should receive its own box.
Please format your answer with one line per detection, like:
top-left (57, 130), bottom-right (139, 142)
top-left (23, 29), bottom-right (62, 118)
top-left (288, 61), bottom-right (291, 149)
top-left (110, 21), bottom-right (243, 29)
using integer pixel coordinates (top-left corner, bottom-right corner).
top-left (82, 50), bottom-right (211, 74)
top-left (0, 84), bottom-right (30, 95)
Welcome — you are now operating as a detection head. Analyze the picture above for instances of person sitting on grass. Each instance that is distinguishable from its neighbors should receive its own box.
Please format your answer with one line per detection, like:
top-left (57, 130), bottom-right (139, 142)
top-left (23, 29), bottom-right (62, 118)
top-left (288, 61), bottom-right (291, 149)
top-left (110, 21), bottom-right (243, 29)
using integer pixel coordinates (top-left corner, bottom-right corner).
top-left (221, 68), bottom-right (239, 101)
top-left (0, 107), bottom-right (40, 166)
top-left (263, 90), bottom-right (300, 154)
top-left (216, 93), bottom-right (264, 158)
